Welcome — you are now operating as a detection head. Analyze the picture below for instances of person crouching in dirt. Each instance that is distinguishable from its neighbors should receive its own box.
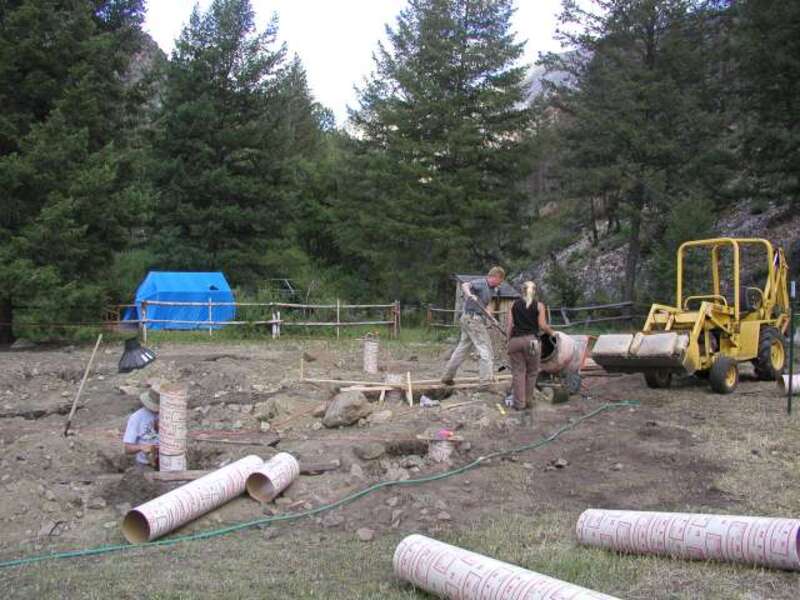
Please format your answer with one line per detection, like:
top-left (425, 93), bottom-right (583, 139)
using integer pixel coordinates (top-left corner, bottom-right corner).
top-left (505, 281), bottom-right (555, 411)
top-left (440, 266), bottom-right (506, 388)
top-left (123, 386), bottom-right (160, 469)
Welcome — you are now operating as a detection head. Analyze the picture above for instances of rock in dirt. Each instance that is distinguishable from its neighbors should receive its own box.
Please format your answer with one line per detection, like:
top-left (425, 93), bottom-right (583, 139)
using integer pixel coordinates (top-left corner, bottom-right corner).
top-left (367, 409), bottom-right (393, 425)
top-left (253, 397), bottom-right (292, 421)
top-left (87, 497), bottom-right (107, 510)
top-left (386, 496), bottom-right (400, 508)
top-left (553, 458), bottom-right (569, 469)
top-left (303, 352), bottom-right (317, 363)
top-left (354, 442), bottom-right (386, 461)
top-left (385, 465), bottom-right (410, 482)
top-left (38, 519), bottom-right (64, 538)
top-left (437, 511), bottom-right (452, 522)
top-left (10, 339), bottom-right (36, 350)
top-left (322, 391), bottom-right (373, 428)
top-left (391, 509), bottom-right (404, 528)
top-left (400, 455), bottom-right (425, 469)
top-left (356, 527), bottom-right (375, 542)
top-left (311, 403), bottom-right (328, 418)
top-left (322, 513), bottom-right (345, 528)
top-left (611, 462), bottom-right (624, 471)
top-left (349, 463), bottom-right (365, 479)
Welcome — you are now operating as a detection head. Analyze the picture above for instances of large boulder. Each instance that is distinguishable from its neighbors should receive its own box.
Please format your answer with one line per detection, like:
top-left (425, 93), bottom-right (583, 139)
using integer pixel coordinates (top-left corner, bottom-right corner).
top-left (323, 391), bottom-right (373, 428)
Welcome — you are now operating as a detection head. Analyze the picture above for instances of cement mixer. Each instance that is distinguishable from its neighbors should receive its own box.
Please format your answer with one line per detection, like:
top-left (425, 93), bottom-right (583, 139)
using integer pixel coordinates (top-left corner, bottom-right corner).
top-left (536, 332), bottom-right (590, 403)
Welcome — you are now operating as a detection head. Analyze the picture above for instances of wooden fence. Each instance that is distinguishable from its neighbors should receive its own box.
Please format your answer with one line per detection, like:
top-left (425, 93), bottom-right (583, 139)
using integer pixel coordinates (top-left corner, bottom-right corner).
top-left (111, 300), bottom-right (401, 342)
top-left (426, 301), bottom-right (637, 330)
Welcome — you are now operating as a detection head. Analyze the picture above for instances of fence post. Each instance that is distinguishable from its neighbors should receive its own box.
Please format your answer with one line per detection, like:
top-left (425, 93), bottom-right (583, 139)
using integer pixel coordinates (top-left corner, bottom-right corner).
top-left (426, 305), bottom-right (432, 330)
top-left (394, 300), bottom-right (400, 338)
top-left (208, 297), bottom-right (213, 336)
top-left (142, 301), bottom-right (148, 344)
top-left (336, 298), bottom-right (341, 339)
top-left (277, 310), bottom-right (281, 338)
top-left (271, 311), bottom-right (276, 339)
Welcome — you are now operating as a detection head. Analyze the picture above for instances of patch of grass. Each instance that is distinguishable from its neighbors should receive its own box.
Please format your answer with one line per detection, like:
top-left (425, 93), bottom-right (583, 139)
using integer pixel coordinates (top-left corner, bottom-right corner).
top-left (3, 511), bottom-right (796, 599)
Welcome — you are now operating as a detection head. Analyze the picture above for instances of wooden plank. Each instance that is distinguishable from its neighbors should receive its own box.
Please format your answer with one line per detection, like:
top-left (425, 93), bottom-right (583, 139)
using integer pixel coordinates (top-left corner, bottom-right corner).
top-left (191, 432), bottom-right (280, 447)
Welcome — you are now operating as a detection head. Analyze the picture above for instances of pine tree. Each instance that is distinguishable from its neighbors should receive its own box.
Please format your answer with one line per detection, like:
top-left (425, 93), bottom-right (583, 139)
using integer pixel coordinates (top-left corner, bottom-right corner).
top-left (539, 0), bottom-right (733, 302)
top-left (734, 0), bottom-right (800, 210)
top-left (342, 0), bottom-right (533, 302)
top-left (0, 0), bottom-right (146, 342)
top-left (150, 0), bottom-right (326, 286)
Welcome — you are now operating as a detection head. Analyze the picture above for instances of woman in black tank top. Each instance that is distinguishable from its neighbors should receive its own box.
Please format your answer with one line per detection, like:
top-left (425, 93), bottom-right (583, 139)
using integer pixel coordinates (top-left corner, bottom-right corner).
top-left (505, 281), bottom-right (555, 411)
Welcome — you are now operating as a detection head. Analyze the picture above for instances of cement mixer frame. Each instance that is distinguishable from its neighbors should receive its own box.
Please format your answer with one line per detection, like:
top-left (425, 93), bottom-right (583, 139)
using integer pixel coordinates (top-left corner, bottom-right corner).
top-left (592, 238), bottom-right (790, 394)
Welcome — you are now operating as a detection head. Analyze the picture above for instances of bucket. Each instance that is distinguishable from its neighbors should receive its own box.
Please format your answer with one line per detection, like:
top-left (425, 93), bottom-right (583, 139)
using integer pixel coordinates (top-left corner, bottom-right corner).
top-left (363, 339), bottom-right (379, 374)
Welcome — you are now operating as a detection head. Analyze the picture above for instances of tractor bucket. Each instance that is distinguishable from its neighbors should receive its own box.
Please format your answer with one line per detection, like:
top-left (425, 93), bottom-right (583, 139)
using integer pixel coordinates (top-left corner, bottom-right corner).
top-left (591, 332), bottom-right (692, 373)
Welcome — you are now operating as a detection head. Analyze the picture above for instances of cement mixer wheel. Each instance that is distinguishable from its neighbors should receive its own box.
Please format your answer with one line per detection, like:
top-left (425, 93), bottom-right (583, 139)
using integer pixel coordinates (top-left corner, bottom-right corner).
top-left (644, 369), bottom-right (672, 389)
top-left (753, 326), bottom-right (785, 381)
top-left (709, 356), bottom-right (738, 394)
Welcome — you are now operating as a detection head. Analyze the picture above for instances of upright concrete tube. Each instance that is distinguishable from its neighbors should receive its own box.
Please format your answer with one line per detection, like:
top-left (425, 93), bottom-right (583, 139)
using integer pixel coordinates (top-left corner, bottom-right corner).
top-left (778, 374), bottom-right (800, 395)
top-left (394, 534), bottom-right (620, 600)
top-left (159, 382), bottom-right (188, 472)
top-left (577, 509), bottom-right (800, 571)
top-left (122, 454), bottom-right (264, 543)
top-left (363, 339), bottom-right (379, 374)
top-left (246, 452), bottom-right (300, 502)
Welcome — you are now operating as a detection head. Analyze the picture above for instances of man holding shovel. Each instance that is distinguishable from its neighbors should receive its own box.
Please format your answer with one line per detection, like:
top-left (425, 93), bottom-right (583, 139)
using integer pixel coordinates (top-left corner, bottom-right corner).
top-left (440, 267), bottom-right (506, 389)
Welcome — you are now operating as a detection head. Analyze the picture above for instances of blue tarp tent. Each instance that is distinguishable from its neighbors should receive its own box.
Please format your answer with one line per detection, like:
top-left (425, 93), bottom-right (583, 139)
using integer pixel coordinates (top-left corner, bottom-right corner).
top-left (123, 272), bottom-right (236, 330)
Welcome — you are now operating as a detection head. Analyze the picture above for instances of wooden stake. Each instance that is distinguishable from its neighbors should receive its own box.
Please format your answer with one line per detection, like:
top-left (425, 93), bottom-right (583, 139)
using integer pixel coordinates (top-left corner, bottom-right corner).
top-left (379, 388), bottom-right (386, 404)
top-left (336, 298), bottom-right (341, 339)
top-left (63, 334), bottom-right (103, 437)
top-left (406, 371), bottom-right (413, 407)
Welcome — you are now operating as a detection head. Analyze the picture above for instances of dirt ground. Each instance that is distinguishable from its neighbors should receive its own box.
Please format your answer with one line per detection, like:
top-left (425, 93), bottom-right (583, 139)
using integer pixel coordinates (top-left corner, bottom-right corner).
top-left (0, 335), bottom-right (798, 598)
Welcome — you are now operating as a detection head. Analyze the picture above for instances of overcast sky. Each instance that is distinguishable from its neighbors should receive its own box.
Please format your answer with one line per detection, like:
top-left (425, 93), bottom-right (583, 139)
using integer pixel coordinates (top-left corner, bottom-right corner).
top-left (143, 0), bottom-right (565, 125)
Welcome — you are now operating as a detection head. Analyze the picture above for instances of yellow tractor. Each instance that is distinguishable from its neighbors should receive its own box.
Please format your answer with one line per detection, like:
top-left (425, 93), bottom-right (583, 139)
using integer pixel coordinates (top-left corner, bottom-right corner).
top-left (592, 238), bottom-right (790, 393)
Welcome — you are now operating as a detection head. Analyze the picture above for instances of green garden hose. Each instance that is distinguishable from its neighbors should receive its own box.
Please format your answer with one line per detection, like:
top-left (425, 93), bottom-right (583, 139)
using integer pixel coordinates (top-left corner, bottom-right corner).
top-left (0, 400), bottom-right (638, 569)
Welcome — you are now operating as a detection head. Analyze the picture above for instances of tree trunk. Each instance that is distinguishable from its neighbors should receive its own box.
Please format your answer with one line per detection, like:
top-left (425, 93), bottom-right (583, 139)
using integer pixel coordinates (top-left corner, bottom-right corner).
top-left (0, 298), bottom-right (14, 345)
top-left (623, 200), bottom-right (644, 304)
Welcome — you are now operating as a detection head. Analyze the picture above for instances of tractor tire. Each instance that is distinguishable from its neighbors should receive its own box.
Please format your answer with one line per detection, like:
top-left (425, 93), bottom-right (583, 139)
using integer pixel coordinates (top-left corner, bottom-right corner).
top-left (753, 326), bottom-right (786, 381)
top-left (709, 356), bottom-right (738, 394)
top-left (644, 369), bottom-right (672, 389)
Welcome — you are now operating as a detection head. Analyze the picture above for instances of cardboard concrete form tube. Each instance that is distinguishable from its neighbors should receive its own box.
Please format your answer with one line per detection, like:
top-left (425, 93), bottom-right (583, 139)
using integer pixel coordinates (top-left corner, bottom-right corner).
top-left (393, 534), bottom-right (620, 600)
top-left (159, 382), bottom-right (188, 472)
top-left (122, 454), bottom-right (264, 543)
top-left (363, 339), bottom-right (379, 374)
top-left (576, 509), bottom-right (800, 571)
top-left (246, 452), bottom-right (300, 502)
top-left (778, 374), bottom-right (800, 395)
